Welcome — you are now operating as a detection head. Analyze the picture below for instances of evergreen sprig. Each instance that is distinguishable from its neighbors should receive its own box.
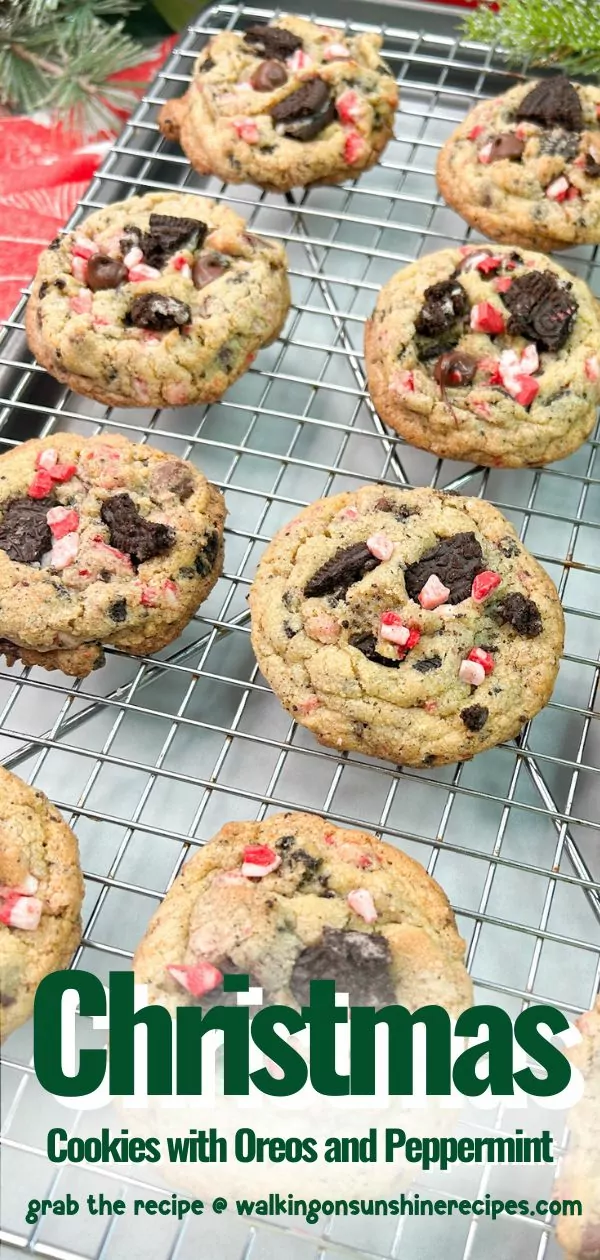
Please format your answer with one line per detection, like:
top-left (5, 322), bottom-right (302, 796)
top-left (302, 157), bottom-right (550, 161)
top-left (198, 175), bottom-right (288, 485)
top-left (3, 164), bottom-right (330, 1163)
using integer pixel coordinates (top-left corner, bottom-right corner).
top-left (0, 0), bottom-right (147, 131)
top-left (463, 0), bottom-right (600, 77)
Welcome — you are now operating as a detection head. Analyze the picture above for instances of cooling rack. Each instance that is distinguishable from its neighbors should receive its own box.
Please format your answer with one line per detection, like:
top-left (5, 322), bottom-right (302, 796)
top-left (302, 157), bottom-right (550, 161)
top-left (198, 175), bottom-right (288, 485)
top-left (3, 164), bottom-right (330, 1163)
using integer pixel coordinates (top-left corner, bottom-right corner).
top-left (0, 2), bottom-right (599, 1257)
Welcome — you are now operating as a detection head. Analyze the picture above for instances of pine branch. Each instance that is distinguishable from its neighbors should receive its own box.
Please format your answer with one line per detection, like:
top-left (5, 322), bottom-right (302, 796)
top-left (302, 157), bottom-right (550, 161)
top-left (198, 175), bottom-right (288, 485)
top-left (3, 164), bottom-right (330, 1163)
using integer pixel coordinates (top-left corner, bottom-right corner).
top-left (464, 0), bottom-right (600, 76)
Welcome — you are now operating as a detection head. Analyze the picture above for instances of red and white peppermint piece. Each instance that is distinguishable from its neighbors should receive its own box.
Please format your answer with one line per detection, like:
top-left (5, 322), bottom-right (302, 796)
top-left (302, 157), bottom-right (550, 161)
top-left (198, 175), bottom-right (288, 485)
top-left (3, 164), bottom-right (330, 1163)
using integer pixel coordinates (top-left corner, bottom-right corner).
top-left (366, 533), bottom-right (394, 561)
top-left (37, 447), bottom-right (58, 471)
top-left (70, 289), bottom-right (93, 315)
top-left (163, 381), bottom-right (190, 406)
top-left (47, 506), bottom-right (79, 539)
top-left (50, 531), bottom-right (79, 570)
top-left (347, 888), bottom-right (378, 924)
top-left (161, 579), bottom-right (179, 605)
top-left (546, 176), bottom-right (570, 201)
top-left (287, 48), bottom-right (314, 72)
top-left (166, 961), bottom-right (223, 997)
top-left (0, 874), bottom-right (39, 897)
top-left (0, 892), bottom-right (43, 930)
top-left (380, 610), bottom-right (410, 646)
top-left (476, 256), bottom-right (503, 276)
top-left (512, 375), bottom-right (540, 407)
top-left (585, 356), bottom-right (600, 382)
top-left (418, 573), bottom-right (450, 610)
top-left (343, 129), bottom-right (367, 164)
top-left (336, 89), bottom-right (362, 125)
top-left (493, 276), bottom-right (513, 293)
top-left (233, 118), bottom-right (259, 144)
top-left (72, 236), bottom-right (99, 260)
top-left (93, 538), bottom-right (133, 569)
top-left (297, 695), bottom-right (320, 715)
top-left (27, 470), bottom-right (53, 498)
top-left (467, 124), bottom-right (484, 141)
top-left (70, 254), bottom-right (88, 284)
top-left (128, 263), bottom-right (161, 282)
top-left (323, 42), bottom-right (351, 60)
top-left (471, 570), bottom-right (501, 602)
top-left (50, 462), bottom-right (77, 483)
top-left (391, 369), bottom-right (415, 394)
top-left (478, 142), bottom-right (494, 164)
top-left (171, 255), bottom-right (192, 280)
top-left (337, 504), bottom-right (358, 520)
top-left (470, 301), bottom-right (505, 336)
top-left (241, 844), bottom-right (281, 878)
top-left (305, 613), bottom-right (340, 644)
top-left (403, 627), bottom-right (421, 652)
top-left (140, 585), bottom-right (158, 607)
top-left (459, 659), bottom-right (486, 687)
top-left (468, 647), bottom-right (494, 675)
top-left (122, 245), bottom-right (143, 269)
top-left (496, 346), bottom-right (540, 406)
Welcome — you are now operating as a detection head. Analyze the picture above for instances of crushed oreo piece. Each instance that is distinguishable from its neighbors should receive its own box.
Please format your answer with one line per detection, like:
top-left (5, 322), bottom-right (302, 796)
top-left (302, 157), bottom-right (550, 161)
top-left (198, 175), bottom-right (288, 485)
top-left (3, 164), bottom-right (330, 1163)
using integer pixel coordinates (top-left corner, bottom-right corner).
top-left (415, 279), bottom-right (468, 339)
top-left (494, 592), bottom-right (543, 637)
top-left (497, 536), bottom-right (521, 558)
top-left (291, 928), bottom-right (396, 1007)
top-left (416, 332), bottom-right (461, 362)
top-left (461, 704), bottom-right (489, 731)
top-left (349, 633), bottom-right (401, 667)
top-left (271, 78), bottom-right (336, 141)
top-left (0, 497), bottom-right (52, 565)
top-left (539, 129), bottom-right (580, 160)
top-left (244, 23), bottom-right (302, 59)
top-left (100, 493), bottom-right (175, 568)
top-left (194, 530), bottom-right (220, 577)
top-left (120, 223), bottom-right (142, 254)
top-left (501, 270), bottom-right (578, 352)
top-left (140, 214), bottom-right (208, 268)
top-left (404, 532), bottom-right (484, 605)
top-left (108, 598), bottom-right (127, 623)
top-left (276, 834), bottom-right (296, 851)
top-left (412, 655), bottom-right (442, 673)
top-left (515, 76), bottom-right (583, 132)
top-left (128, 292), bottom-right (191, 331)
top-left (304, 542), bottom-right (380, 599)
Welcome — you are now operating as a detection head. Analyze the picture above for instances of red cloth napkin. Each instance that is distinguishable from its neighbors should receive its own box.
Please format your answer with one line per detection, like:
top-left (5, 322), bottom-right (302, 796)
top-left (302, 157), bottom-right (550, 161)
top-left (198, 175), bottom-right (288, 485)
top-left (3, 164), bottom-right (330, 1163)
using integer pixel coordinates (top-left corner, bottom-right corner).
top-left (0, 38), bottom-right (175, 321)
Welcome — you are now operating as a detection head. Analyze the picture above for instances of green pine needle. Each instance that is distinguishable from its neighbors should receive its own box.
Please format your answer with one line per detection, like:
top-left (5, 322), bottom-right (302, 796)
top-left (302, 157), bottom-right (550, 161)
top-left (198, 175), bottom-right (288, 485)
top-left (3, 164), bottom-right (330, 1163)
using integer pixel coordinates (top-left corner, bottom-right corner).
top-left (464, 0), bottom-right (600, 77)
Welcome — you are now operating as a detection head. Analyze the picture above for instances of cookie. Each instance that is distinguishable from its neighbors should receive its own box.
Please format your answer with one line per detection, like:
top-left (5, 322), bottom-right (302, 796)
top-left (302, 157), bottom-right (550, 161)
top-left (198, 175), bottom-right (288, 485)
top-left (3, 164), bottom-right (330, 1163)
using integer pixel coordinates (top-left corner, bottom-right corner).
top-left (26, 191), bottom-right (290, 407)
top-left (248, 484), bottom-right (564, 767)
top-left (158, 16), bottom-right (398, 191)
top-left (134, 811), bottom-right (472, 1016)
top-left (0, 767), bottom-right (83, 1041)
top-left (437, 76), bottom-right (600, 251)
top-left (364, 245), bottom-right (600, 468)
top-left (554, 1001), bottom-right (600, 1259)
top-left (0, 433), bottom-right (225, 677)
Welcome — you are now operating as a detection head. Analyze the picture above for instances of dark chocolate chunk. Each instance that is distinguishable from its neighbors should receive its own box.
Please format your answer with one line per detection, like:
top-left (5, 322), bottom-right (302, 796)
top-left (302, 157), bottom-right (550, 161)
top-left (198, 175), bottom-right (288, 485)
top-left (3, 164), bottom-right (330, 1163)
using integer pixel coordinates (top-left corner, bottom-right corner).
top-left (501, 270), bottom-right (577, 352)
top-left (192, 251), bottom-right (230, 289)
top-left (461, 704), bottom-right (489, 731)
top-left (150, 458), bottom-right (195, 501)
top-left (494, 592), bottom-right (543, 637)
top-left (86, 254), bottom-right (127, 292)
top-left (434, 351), bottom-right (478, 389)
top-left (291, 928), bottom-right (396, 1007)
top-left (404, 532), bottom-right (484, 605)
top-left (349, 633), bottom-right (401, 668)
top-left (108, 598), bottom-right (127, 623)
top-left (488, 132), bottom-right (525, 162)
top-left (585, 151), bottom-right (600, 178)
top-left (251, 59), bottom-right (288, 91)
top-left (244, 23), bottom-right (302, 59)
top-left (0, 497), bottom-right (52, 565)
top-left (539, 129), bottom-right (580, 160)
top-left (199, 54), bottom-right (215, 73)
top-left (304, 542), bottom-right (380, 599)
top-left (100, 493), bottom-right (175, 568)
top-left (412, 654), bottom-right (442, 673)
top-left (515, 76), bottom-right (583, 132)
top-left (415, 279), bottom-right (469, 339)
top-left (128, 292), bottom-right (191, 331)
top-left (140, 214), bottom-right (208, 268)
top-left (195, 529), bottom-right (220, 577)
top-left (271, 78), bottom-right (335, 141)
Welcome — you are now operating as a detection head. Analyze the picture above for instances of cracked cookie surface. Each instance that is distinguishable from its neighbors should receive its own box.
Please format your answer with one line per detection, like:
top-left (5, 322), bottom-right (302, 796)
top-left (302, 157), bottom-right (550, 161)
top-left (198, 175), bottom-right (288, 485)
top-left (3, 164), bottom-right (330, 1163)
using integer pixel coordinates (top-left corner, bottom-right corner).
top-left (437, 76), bottom-right (600, 251)
top-left (158, 16), bottom-right (398, 191)
top-left (134, 811), bottom-right (472, 1016)
top-left (26, 191), bottom-right (290, 407)
top-left (0, 767), bottom-right (83, 1041)
top-left (554, 1000), bottom-right (600, 1260)
top-left (364, 245), bottom-right (600, 468)
top-left (0, 433), bottom-right (225, 677)
top-left (248, 484), bottom-right (564, 767)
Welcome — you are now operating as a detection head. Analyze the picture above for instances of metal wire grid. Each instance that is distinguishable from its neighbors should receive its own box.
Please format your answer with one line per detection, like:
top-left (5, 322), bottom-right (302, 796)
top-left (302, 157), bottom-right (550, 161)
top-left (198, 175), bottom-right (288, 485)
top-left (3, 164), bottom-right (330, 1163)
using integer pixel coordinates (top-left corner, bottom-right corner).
top-left (0, 3), bottom-right (599, 1258)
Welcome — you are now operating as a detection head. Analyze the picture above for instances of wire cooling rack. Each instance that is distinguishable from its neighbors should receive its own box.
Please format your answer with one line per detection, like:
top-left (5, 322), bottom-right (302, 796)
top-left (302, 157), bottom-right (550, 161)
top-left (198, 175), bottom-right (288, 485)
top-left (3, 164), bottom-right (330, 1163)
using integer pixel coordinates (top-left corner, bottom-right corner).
top-left (1, 2), bottom-right (599, 1258)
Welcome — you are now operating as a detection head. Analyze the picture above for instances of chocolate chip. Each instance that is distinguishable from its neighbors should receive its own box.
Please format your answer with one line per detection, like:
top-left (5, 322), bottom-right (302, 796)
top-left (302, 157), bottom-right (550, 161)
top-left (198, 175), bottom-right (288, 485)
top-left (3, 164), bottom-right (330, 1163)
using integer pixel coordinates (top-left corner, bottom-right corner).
top-left (150, 458), bottom-right (195, 501)
top-left (434, 351), bottom-right (478, 389)
top-left (501, 270), bottom-right (578, 352)
top-left (0, 497), bottom-right (52, 564)
top-left (128, 292), bottom-right (191, 331)
top-left (244, 23), bottom-right (302, 60)
top-left (461, 704), bottom-right (489, 731)
top-left (199, 54), bottom-right (215, 73)
top-left (194, 529), bottom-right (220, 577)
top-left (251, 59), bottom-right (288, 91)
top-left (192, 251), bottom-right (230, 289)
top-left (488, 132), bottom-right (525, 162)
top-left (39, 281), bottom-right (49, 299)
top-left (141, 214), bottom-right (208, 268)
top-left (291, 928), bottom-right (396, 1008)
top-left (349, 633), bottom-right (401, 667)
top-left (271, 79), bottom-right (335, 141)
top-left (515, 76), bottom-right (583, 132)
top-left (100, 493), bottom-right (175, 568)
top-left (585, 151), bottom-right (600, 178)
top-left (284, 622), bottom-right (297, 638)
top-left (404, 532), bottom-right (484, 605)
top-left (108, 598), bottom-right (127, 623)
top-left (494, 592), bottom-right (543, 637)
top-left (539, 129), bottom-right (580, 160)
top-left (86, 254), bottom-right (127, 292)
top-left (0, 989), bottom-right (16, 1007)
top-left (412, 655), bottom-right (442, 673)
top-left (415, 279), bottom-right (469, 339)
top-left (304, 542), bottom-right (380, 599)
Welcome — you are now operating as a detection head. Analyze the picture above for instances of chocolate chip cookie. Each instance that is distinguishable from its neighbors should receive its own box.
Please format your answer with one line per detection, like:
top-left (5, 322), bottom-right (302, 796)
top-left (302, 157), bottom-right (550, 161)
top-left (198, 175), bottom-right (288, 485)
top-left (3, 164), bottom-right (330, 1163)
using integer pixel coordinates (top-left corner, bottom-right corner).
top-left (0, 434), bottom-right (225, 677)
top-left (134, 811), bottom-right (472, 1016)
top-left (554, 1000), bottom-right (600, 1260)
top-left (158, 16), bottom-right (398, 191)
top-left (26, 191), bottom-right (290, 407)
top-left (0, 767), bottom-right (83, 1041)
top-left (364, 245), bottom-right (600, 468)
top-left (249, 484), bottom-right (564, 767)
top-left (437, 76), bottom-right (600, 251)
